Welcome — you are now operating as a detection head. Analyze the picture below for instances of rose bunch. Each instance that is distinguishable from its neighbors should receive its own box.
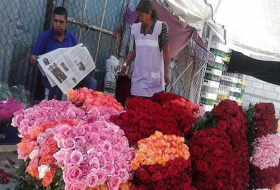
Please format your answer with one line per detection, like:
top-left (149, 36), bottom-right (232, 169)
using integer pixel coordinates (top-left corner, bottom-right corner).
top-left (189, 128), bottom-right (235, 190)
top-left (23, 119), bottom-right (88, 187)
top-left (0, 98), bottom-right (24, 121)
top-left (131, 131), bottom-right (192, 190)
top-left (252, 134), bottom-right (280, 169)
top-left (249, 103), bottom-right (280, 189)
top-left (12, 100), bottom-right (86, 138)
top-left (12, 89), bottom-right (132, 189)
top-left (53, 121), bottom-right (133, 189)
top-left (250, 163), bottom-right (280, 189)
top-left (213, 100), bottom-right (250, 189)
top-left (131, 131), bottom-right (190, 170)
top-left (253, 103), bottom-right (277, 137)
top-left (110, 92), bottom-right (199, 146)
top-left (0, 168), bottom-right (10, 184)
top-left (67, 88), bottom-right (124, 113)
top-left (191, 99), bottom-right (250, 189)
top-left (134, 157), bottom-right (192, 190)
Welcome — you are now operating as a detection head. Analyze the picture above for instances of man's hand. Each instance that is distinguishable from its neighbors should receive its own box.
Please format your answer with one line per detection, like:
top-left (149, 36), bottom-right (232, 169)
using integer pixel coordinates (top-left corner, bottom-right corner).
top-left (28, 55), bottom-right (39, 67)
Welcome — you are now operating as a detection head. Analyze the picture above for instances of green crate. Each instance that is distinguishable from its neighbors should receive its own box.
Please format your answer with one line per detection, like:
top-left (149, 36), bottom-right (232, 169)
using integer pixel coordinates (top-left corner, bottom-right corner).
top-left (200, 97), bottom-right (216, 105)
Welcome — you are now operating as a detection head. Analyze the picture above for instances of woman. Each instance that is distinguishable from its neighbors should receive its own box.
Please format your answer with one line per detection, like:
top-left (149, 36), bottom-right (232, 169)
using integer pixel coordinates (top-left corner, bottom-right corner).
top-left (120, 0), bottom-right (170, 97)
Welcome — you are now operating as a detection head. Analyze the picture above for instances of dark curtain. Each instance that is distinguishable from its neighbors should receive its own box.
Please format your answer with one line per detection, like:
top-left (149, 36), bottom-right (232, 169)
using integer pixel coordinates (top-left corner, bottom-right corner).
top-left (227, 50), bottom-right (280, 85)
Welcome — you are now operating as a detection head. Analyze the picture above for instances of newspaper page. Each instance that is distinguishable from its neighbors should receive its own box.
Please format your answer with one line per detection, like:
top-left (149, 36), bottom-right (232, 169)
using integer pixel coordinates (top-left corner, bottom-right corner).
top-left (38, 47), bottom-right (70, 87)
top-left (37, 43), bottom-right (96, 94)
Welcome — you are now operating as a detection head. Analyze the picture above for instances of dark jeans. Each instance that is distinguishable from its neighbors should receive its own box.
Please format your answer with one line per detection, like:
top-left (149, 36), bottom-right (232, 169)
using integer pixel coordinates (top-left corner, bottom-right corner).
top-left (42, 74), bottom-right (97, 100)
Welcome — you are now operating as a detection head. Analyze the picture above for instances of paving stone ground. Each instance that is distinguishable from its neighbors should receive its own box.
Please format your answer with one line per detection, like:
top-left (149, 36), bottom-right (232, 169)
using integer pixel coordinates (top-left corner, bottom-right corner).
top-left (0, 145), bottom-right (22, 190)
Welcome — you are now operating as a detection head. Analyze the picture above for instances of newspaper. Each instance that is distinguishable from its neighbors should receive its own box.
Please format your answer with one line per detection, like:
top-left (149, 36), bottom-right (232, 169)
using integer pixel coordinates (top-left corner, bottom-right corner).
top-left (37, 43), bottom-right (96, 94)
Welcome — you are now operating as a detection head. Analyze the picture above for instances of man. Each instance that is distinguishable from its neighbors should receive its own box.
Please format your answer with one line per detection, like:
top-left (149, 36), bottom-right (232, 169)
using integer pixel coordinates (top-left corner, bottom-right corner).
top-left (28, 7), bottom-right (97, 100)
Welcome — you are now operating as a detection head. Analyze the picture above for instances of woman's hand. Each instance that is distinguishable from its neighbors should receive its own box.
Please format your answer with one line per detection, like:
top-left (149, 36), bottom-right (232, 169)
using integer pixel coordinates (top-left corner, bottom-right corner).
top-left (164, 73), bottom-right (170, 86)
top-left (120, 64), bottom-right (128, 76)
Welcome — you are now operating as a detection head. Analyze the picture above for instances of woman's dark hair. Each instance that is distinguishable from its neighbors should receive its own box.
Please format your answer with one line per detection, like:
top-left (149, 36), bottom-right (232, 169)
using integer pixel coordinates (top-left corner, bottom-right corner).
top-left (136, 0), bottom-right (158, 20)
top-left (53, 7), bottom-right (68, 20)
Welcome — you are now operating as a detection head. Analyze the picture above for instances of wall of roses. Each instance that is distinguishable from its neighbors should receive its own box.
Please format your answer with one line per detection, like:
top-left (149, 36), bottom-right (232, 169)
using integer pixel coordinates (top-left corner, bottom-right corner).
top-left (8, 87), bottom-right (280, 190)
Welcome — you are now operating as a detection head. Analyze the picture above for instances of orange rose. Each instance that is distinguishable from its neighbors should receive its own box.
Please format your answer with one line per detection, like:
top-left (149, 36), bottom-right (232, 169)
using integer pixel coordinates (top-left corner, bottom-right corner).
top-left (39, 154), bottom-right (56, 166)
top-left (42, 167), bottom-right (56, 187)
top-left (48, 146), bottom-right (59, 154)
top-left (46, 136), bottom-right (57, 147)
top-left (99, 184), bottom-right (109, 190)
top-left (119, 182), bottom-right (133, 190)
top-left (30, 126), bottom-right (43, 140)
top-left (18, 138), bottom-right (38, 158)
top-left (26, 159), bottom-right (40, 179)
top-left (131, 160), bottom-right (140, 170)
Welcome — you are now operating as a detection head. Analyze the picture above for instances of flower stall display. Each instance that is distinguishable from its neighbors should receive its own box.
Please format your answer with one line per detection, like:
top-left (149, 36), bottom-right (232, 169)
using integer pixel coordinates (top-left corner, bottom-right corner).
top-left (131, 131), bottom-right (192, 190)
top-left (192, 99), bottom-right (250, 190)
top-left (110, 92), bottom-right (201, 146)
top-left (12, 95), bottom-right (133, 190)
top-left (248, 103), bottom-right (280, 189)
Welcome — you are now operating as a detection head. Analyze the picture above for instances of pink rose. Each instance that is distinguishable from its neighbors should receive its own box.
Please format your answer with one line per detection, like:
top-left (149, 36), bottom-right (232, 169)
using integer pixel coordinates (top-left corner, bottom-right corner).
top-left (102, 140), bottom-right (112, 151)
top-left (76, 125), bottom-right (86, 136)
top-left (97, 169), bottom-right (107, 185)
top-left (64, 128), bottom-right (78, 138)
top-left (107, 175), bottom-right (121, 190)
top-left (105, 164), bottom-right (115, 175)
top-left (70, 150), bottom-right (83, 165)
top-left (53, 133), bottom-right (66, 148)
top-left (98, 154), bottom-right (107, 168)
top-left (118, 169), bottom-right (129, 183)
top-left (89, 157), bottom-right (100, 169)
top-left (37, 133), bottom-right (48, 145)
top-left (84, 133), bottom-right (93, 142)
top-left (75, 136), bottom-right (86, 146)
top-left (63, 166), bottom-right (82, 183)
top-left (53, 150), bottom-right (71, 168)
top-left (80, 165), bottom-right (90, 176)
top-left (39, 143), bottom-right (50, 156)
top-left (62, 138), bottom-right (76, 149)
top-left (85, 172), bottom-right (99, 187)
top-left (66, 180), bottom-right (87, 190)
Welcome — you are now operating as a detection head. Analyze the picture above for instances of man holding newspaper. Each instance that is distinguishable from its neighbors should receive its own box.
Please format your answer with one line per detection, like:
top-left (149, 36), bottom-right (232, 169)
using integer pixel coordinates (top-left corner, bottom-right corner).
top-left (28, 7), bottom-right (97, 100)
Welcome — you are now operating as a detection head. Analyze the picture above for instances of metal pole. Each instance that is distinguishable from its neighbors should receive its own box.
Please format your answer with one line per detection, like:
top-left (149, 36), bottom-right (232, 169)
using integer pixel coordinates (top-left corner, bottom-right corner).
top-left (67, 17), bottom-right (117, 37)
top-left (78, 0), bottom-right (87, 42)
top-left (94, 0), bottom-right (108, 64)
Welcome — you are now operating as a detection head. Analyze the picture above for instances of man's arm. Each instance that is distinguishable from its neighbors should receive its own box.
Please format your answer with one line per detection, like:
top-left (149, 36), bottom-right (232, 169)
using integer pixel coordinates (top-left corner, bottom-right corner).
top-left (28, 33), bottom-right (46, 67)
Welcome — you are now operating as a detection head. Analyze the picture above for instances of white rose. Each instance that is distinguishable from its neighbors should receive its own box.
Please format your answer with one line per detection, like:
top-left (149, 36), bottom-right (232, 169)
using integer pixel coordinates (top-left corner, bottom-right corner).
top-left (38, 165), bottom-right (50, 179)
top-left (29, 147), bottom-right (39, 160)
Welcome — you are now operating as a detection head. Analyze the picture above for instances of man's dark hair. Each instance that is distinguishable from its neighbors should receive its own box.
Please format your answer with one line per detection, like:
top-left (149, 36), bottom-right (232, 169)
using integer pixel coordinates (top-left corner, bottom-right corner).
top-left (53, 7), bottom-right (67, 21)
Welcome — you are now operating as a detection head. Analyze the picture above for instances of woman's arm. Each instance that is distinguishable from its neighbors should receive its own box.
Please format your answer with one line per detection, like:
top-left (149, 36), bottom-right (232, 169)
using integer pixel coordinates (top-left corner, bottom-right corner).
top-left (120, 48), bottom-right (136, 75)
top-left (162, 45), bottom-right (171, 86)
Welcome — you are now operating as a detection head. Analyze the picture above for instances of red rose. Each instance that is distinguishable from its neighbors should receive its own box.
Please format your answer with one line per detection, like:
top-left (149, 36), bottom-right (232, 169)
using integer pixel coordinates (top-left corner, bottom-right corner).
top-left (147, 165), bottom-right (158, 173)
top-left (136, 168), bottom-right (150, 182)
top-left (216, 120), bottom-right (227, 131)
top-left (151, 171), bottom-right (163, 182)
top-left (195, 160), bottom-right (209, 172)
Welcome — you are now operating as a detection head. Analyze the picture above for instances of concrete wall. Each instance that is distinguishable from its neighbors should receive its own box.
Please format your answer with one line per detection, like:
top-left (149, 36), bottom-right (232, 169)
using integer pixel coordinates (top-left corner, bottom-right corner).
top-left (242, 75), bottom-right (280, 116)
